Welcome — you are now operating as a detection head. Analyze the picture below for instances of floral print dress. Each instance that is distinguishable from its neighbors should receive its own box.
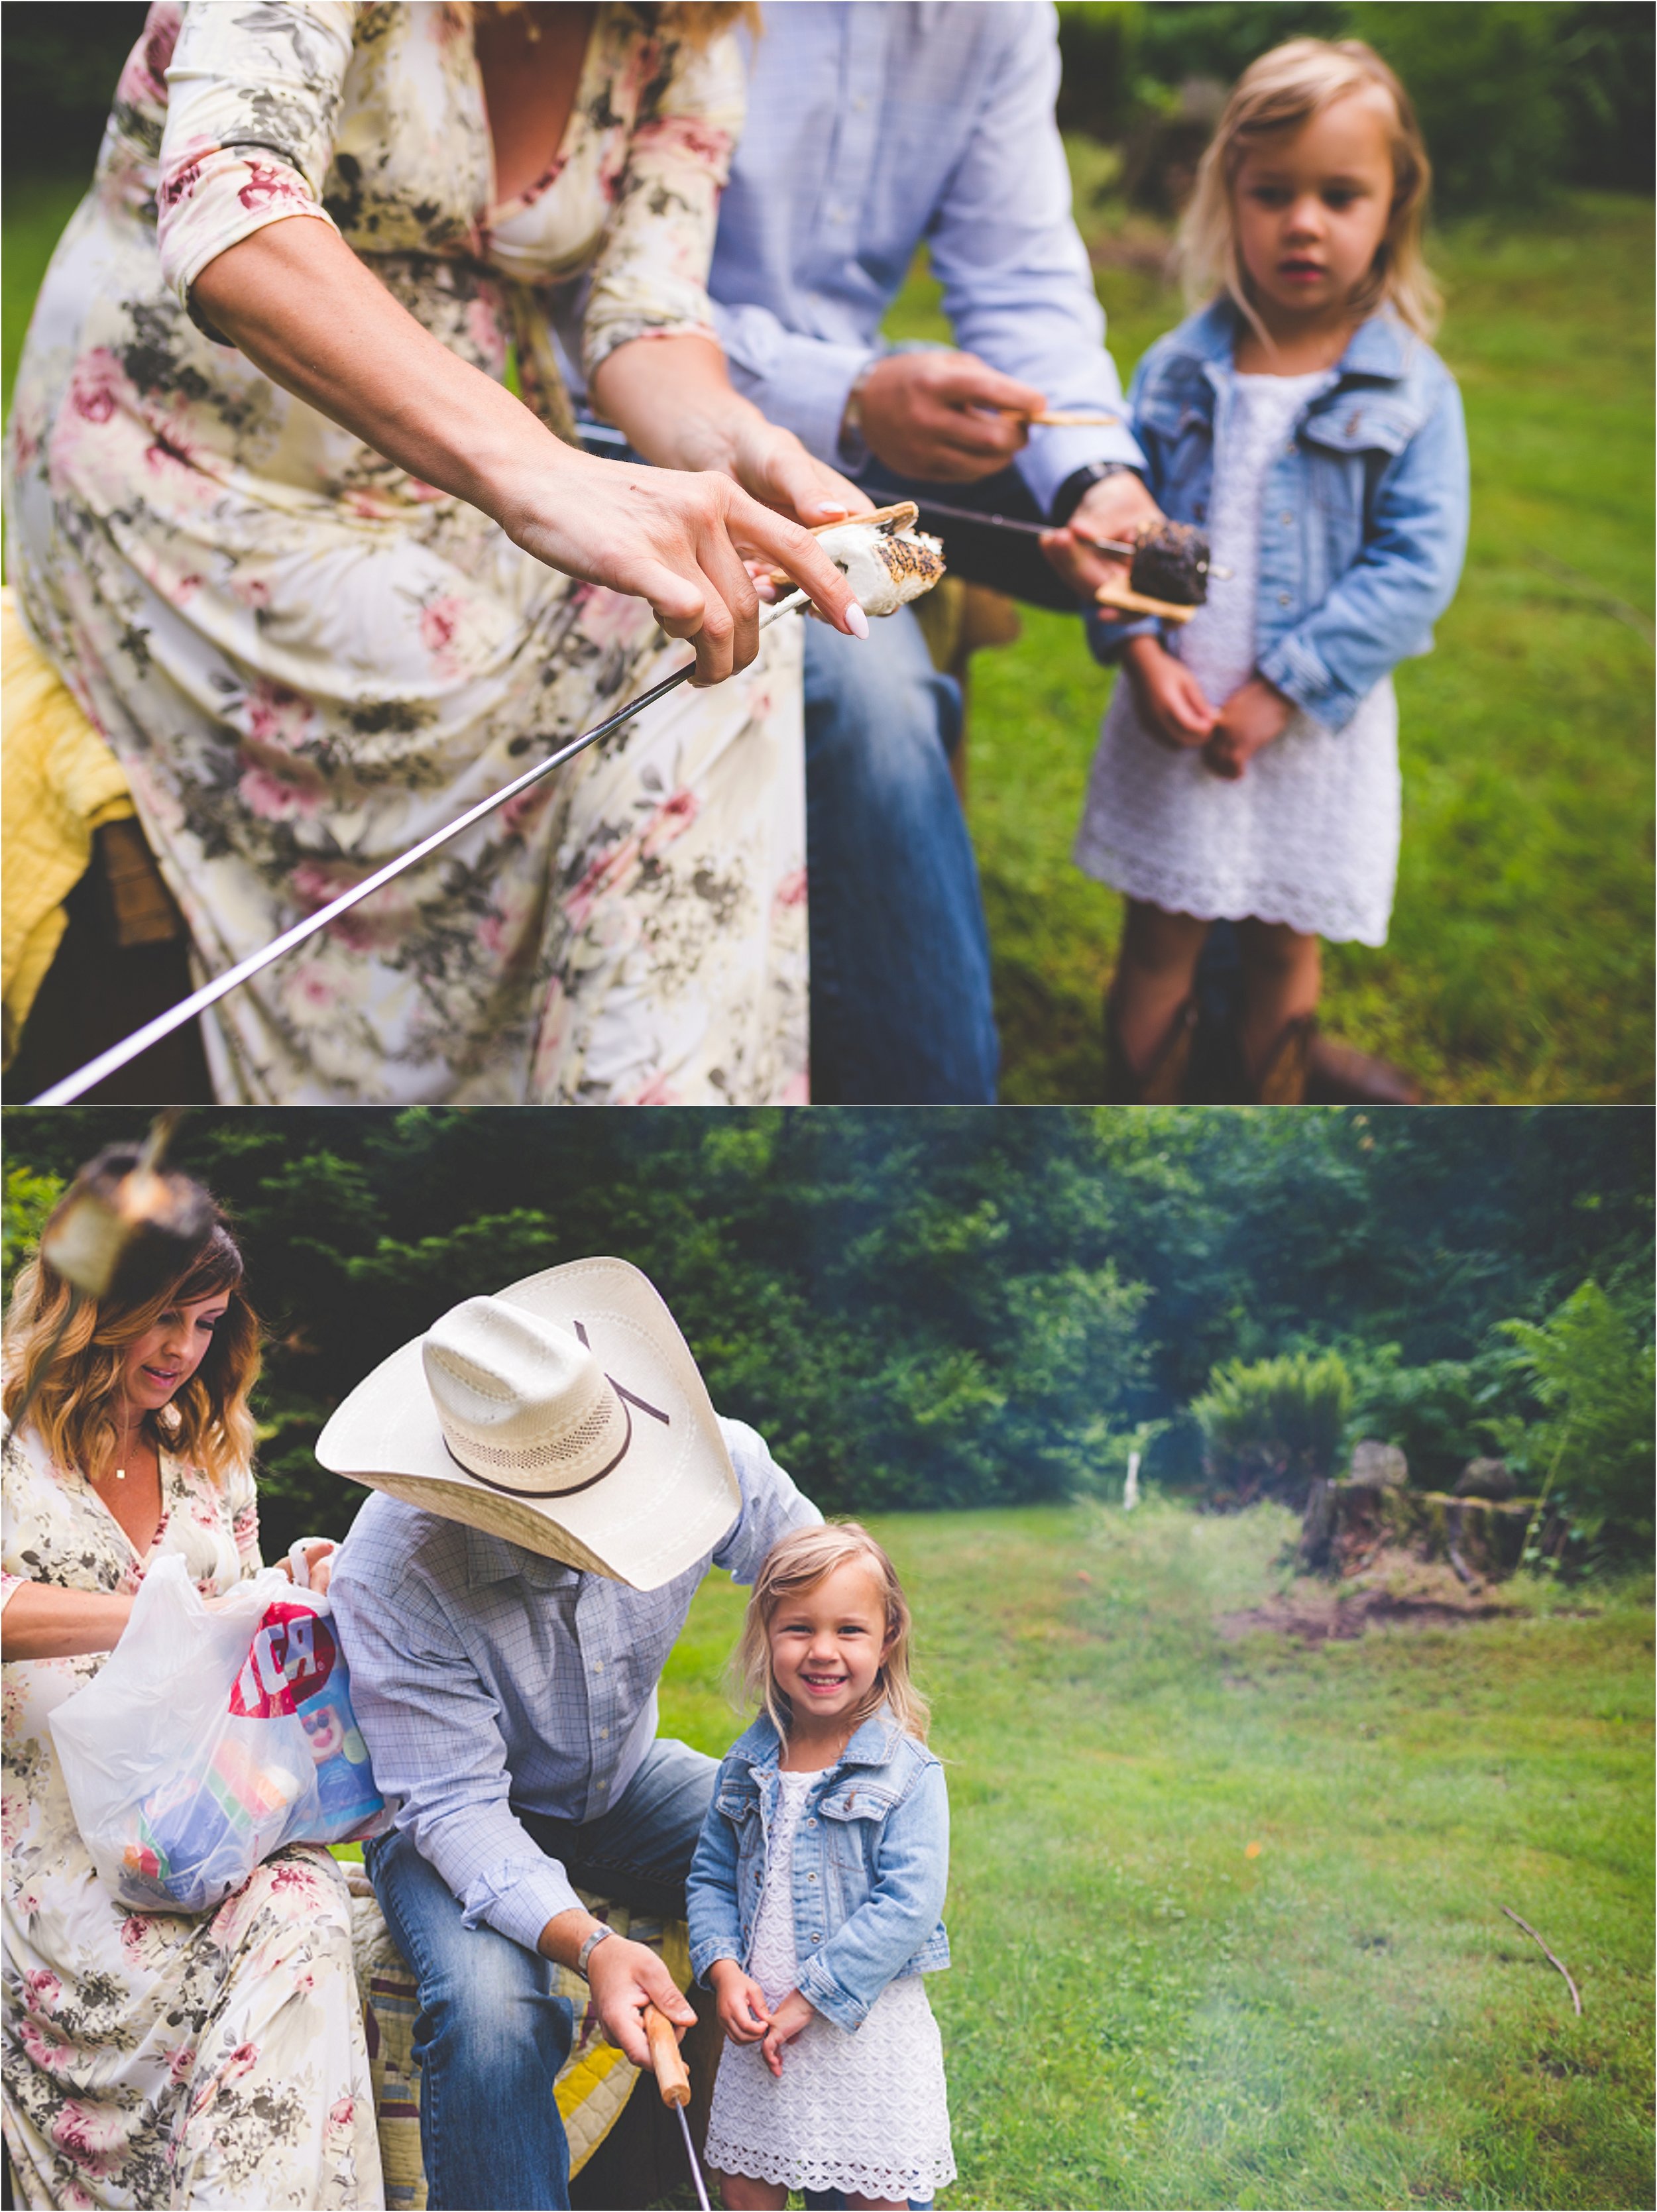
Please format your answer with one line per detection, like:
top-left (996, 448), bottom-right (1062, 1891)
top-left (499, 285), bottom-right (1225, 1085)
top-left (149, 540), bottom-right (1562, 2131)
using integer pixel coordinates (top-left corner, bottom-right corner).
top-left (4, 3), bottom-right (808, 1105)
top-left (1, 1425), bottom-right (382, 2209)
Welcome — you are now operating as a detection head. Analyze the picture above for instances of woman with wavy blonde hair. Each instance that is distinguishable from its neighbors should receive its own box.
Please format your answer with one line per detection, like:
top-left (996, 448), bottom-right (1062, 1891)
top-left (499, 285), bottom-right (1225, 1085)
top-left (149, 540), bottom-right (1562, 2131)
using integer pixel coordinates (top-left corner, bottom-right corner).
top-left (2, 1155), bottom-right (380, 2209)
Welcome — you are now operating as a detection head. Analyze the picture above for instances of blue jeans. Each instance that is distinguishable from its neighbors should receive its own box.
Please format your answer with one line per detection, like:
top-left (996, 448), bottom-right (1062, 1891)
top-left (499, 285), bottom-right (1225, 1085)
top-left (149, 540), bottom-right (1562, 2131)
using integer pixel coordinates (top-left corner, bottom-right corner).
top-left (365, 1738), bottom-right (716, 2212)
top-left (805, 608), bottom-right (998, 1103)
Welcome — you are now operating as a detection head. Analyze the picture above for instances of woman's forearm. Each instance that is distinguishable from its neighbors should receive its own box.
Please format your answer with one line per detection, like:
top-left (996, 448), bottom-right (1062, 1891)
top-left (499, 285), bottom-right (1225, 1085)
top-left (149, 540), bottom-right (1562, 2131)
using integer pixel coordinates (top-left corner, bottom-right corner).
top-left (3, 1582), bottom-right (136, 1661)
top-left (191, 217), bottom-right (585, 535)
top-left (590, 333), bottom-right (760, 474)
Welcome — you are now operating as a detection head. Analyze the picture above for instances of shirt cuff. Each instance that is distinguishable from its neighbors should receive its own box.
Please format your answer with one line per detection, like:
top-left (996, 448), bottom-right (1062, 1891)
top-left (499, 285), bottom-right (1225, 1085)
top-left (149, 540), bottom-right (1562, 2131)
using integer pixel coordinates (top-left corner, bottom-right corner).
top-left (1017, 423), bottom-right (1147, 515)
top-left (460, 1853), bottom-right (583, 1956)
top-left (1256, 632), bottom-right (1359, 733)
top-left (1085, 608), bottom-right (1163, 665)
top-left (795, 1954), bottom-right (870, 2034)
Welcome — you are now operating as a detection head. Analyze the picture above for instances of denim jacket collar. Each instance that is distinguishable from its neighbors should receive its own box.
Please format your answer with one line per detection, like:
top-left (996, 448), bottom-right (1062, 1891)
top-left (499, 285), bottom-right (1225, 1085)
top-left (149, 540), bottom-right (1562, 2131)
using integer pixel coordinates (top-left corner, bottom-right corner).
top-left (1173, 295), bottom-right (1414, 387)
top-left (734, 1703), bottom-right (904, 1777)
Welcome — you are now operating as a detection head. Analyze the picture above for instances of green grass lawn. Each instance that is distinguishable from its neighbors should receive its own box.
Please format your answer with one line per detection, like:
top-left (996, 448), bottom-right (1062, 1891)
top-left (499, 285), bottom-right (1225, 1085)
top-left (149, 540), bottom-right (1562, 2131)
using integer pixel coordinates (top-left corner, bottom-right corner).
top-left (3, 178), bottom-right (1650, 1099)
top-left (661, 1504), bottom-right (1654, 2211)
top-left (885, 192), bottom-right (1654, 1103)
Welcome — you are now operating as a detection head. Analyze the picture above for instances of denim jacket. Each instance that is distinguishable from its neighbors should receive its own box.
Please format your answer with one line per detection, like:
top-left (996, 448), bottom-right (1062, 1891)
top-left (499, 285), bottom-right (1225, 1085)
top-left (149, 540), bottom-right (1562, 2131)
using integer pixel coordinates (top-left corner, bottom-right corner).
top-left (686, 1704), bottom-right (950, 2034)
top-left (1091, 298), bottom-right (1469, 732)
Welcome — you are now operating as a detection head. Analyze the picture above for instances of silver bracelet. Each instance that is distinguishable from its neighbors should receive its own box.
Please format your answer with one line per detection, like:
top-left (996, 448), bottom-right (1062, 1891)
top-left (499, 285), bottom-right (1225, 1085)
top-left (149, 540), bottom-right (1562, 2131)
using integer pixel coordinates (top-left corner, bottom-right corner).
top-left (575, 1924), bottom-right (614, 1981)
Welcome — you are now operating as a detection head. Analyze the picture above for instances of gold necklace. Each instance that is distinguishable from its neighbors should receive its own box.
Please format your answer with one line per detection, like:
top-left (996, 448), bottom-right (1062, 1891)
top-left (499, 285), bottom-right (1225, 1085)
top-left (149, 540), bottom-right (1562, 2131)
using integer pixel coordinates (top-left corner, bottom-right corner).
top-left (113, 1410), bottom-right (142, 1482)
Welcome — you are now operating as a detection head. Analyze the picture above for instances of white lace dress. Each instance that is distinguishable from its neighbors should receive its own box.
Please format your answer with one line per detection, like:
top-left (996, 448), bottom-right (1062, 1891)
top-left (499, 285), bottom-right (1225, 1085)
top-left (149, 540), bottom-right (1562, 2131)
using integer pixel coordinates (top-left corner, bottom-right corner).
top-left (1074, 368), bottom-right (1400, 945)
top-left (702, 1768), bottom-right (956, 2205)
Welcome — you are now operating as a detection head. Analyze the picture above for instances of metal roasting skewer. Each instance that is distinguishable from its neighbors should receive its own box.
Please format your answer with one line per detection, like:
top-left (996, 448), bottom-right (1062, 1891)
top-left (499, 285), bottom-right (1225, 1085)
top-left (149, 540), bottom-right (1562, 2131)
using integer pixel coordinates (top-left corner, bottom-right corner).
top-left (905, 492), bottom-right (1229, 578)
top-left (27, 590), bottom-right (815, 1105)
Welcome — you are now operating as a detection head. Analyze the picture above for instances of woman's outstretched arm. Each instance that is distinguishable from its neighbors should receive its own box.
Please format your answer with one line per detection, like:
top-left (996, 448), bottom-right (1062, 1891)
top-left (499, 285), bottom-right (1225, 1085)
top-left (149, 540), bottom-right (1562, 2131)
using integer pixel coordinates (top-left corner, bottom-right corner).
top-left (191, 219), bottom-right (864, 686)
top-left (3, 1582), bottom-right (136, 1661)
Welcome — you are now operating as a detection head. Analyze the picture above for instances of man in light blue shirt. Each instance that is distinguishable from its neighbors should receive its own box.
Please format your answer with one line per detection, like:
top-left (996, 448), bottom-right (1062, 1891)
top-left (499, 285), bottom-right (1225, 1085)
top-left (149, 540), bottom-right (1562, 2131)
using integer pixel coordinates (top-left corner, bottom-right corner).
top-left (325, 1268), bottom-right (823, 2211)
top-left (711, 2), bottom-right (1159, 1103)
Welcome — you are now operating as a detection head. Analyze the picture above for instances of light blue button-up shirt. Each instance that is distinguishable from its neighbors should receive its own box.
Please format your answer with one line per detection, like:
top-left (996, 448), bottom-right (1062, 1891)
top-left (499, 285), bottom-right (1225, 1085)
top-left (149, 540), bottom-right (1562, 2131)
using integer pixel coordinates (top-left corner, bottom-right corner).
top-left (709, 1), bottom-right (1144, 512)
top-left (329, 1417), bottom-right (821, 1956)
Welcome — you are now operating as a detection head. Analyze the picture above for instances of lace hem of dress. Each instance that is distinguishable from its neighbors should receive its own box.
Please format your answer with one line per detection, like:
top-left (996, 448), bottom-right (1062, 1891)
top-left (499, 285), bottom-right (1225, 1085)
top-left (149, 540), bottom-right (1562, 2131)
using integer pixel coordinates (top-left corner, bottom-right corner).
top-left (1070, 838), bottom-right (1392, 947)
top-left (702, 2132), bottom-right (958, 2200)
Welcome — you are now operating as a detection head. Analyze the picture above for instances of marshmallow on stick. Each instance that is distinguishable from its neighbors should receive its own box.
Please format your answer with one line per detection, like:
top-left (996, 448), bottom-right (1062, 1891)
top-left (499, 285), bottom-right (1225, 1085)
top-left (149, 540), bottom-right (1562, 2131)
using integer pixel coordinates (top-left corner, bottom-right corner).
top-left (765, 503), bottom-right (946, 617)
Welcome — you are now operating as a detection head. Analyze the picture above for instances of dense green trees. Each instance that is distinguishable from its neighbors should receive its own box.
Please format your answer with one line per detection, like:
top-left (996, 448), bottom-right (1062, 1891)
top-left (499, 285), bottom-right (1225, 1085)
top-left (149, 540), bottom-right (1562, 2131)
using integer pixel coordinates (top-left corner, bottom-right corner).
top-left (5, 1108), bottom-right (1648, 1562)
top-left (1053, 2), bottom-right (1654, 203)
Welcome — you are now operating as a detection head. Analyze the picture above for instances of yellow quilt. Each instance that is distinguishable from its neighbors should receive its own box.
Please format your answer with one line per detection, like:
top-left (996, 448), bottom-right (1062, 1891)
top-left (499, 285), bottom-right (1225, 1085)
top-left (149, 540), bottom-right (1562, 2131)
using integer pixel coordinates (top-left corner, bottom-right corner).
top-left (0, 590), bottom-right (135, 1065)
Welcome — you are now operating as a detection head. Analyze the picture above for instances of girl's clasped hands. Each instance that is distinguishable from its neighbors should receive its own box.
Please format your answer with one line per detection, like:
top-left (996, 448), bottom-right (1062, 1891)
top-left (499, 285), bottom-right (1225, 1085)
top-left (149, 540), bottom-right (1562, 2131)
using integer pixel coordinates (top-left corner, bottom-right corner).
top-left (1121, 634), bottom-right (1294, 781)
top-left (707, 1964), bottom-right (816, 2077)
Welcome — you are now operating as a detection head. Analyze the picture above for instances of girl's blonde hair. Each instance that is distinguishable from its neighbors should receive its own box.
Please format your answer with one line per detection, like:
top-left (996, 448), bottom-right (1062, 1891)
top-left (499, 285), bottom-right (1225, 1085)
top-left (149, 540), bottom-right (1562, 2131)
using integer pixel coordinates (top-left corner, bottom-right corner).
top-left (1180, 37), bottom-right (1440, 341)
top-left (3, 1171), bottom-right (260, 1488)
top-left (735, 1521), bottom-right (930, 1743)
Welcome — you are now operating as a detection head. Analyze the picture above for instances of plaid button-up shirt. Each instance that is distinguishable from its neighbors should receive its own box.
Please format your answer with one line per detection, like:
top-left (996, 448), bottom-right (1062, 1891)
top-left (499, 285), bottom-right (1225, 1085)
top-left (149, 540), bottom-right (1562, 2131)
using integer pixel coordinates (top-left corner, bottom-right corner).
top-left (330, 1418), bottom-right (819, 1954)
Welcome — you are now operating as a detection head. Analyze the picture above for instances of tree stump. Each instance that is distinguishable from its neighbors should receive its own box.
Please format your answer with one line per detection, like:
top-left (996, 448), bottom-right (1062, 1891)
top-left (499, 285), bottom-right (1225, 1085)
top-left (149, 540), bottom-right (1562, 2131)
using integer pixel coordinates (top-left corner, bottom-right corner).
top-left (1296, 1481), bottom-right (1540, 1581)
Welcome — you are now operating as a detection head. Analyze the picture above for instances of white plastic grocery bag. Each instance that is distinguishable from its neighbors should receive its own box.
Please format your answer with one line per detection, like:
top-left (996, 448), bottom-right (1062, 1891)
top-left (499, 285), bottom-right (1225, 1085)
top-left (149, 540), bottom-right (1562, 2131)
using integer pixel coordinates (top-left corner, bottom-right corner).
top-left (50, 1554), bottom-right (386, 1914)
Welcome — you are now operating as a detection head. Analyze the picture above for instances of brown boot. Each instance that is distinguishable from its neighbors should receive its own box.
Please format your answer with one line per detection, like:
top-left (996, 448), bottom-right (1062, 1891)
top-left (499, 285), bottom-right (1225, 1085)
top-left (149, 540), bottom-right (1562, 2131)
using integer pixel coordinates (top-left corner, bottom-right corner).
top-left (1250, 1013), bottom-right (1316, 1104)
top-left (1104, 993), bottom-right (1197, 1103)
top-left (1304, 1032), bottom-right (1424, 1105)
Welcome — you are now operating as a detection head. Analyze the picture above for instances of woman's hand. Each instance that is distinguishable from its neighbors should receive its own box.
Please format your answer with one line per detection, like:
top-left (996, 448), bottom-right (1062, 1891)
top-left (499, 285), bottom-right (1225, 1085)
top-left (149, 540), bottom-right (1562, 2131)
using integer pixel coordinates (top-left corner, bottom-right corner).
top-left (758, 1988), bottom-right (817, 2077)
top-left (725, 414), bottom-right (872, 533)
top-left (1204, 675), bottom-right (1293, 779)
top-left (707, 1959), bottom-right (773, 2044)
top-left (500, 451), bottom-right (865, 687)
top-left (277, 1540), bottom-right (336, 1597)
top-left (1123, 636), bottom-right (1218, 749)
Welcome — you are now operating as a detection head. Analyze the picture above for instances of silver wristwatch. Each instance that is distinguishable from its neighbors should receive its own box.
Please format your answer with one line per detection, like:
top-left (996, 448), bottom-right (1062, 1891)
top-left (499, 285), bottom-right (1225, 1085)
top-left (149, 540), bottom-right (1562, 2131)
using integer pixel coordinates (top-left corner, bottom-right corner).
top-left (575, 1924), bottom-right (614, 1981)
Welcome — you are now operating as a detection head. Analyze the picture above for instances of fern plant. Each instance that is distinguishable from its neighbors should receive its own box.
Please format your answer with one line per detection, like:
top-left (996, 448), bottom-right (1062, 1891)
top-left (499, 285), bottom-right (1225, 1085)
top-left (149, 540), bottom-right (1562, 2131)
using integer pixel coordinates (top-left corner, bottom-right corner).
top-left (1190, 1351), bottom-right (1353, 1506)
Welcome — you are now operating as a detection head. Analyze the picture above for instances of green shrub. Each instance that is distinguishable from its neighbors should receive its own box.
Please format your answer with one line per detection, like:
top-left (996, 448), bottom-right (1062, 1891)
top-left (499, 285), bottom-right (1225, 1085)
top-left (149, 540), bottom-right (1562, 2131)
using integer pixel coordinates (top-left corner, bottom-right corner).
top-left (1342, 1341), bottom-right (1527, 1490)
top-left (1, 1164), bottom-right (64, 1304)
top-left (1190, 1350), bottom-right (1353, 1506)
top-left (1501, 1281), bottom-right (1655, 1556)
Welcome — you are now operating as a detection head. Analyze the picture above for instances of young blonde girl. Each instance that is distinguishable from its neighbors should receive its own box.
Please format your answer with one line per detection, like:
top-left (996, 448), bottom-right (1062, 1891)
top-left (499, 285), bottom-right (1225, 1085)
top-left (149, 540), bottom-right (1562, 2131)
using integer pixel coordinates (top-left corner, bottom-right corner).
top-left (1075, 38), bottom-right (1469, 1103)
top-left (687, 1523), bottom-right (954, 2211)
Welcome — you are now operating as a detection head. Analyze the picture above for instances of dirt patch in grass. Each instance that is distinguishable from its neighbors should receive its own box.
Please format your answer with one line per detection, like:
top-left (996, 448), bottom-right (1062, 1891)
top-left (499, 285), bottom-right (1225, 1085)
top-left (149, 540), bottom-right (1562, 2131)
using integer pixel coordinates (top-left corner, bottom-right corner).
top-left (1219, 1553), bottom-right (1528, 1645)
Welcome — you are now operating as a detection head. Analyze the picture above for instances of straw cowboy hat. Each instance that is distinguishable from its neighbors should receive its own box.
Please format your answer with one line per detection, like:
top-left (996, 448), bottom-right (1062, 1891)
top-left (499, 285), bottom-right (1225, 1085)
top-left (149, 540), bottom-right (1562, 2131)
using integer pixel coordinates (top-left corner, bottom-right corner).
top-left (315, 1258), bottom-right (738, 1589)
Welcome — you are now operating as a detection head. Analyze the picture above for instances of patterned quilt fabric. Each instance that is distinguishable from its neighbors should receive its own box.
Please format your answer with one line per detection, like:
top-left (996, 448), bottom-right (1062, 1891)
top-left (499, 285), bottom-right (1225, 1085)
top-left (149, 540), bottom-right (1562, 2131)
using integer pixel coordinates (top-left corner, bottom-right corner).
top-left (3, 2), bottom-right (809, 1104)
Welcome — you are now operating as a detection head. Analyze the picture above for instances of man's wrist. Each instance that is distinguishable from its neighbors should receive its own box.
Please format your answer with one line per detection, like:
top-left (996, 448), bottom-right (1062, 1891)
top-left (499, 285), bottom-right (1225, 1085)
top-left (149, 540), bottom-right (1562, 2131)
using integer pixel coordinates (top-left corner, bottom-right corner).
top-left (1050, 460), bottom-right (1141, 529)
top-left (576, 1924), bottom-right (615, 1981)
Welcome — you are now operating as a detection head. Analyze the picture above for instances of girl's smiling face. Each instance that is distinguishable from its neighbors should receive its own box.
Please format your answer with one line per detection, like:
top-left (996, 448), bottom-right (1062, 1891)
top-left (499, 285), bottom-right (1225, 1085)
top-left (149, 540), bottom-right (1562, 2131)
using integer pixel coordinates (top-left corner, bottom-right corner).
top-left (119, 1294), bottom-right (229, 1416)
top-left (768, 1559), bottom-right (894, 1738)
top-left (1233, 91), bottom-right (1396, 333)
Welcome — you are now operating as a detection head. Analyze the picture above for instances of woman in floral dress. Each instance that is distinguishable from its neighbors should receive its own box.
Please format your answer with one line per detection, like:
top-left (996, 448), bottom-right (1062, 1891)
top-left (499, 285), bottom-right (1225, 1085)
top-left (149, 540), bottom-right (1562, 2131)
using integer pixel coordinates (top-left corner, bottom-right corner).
top-left (5, 2), bottom-right (866, 1103)
top-left (2, 1162), bottom-right (380, 2207)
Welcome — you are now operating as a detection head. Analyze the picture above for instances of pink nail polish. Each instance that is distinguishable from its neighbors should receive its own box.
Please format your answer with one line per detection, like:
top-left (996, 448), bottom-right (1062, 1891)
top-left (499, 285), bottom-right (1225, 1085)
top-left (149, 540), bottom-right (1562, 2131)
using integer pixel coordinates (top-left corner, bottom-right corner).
top-left (845, 602), bottom-right (870, 640)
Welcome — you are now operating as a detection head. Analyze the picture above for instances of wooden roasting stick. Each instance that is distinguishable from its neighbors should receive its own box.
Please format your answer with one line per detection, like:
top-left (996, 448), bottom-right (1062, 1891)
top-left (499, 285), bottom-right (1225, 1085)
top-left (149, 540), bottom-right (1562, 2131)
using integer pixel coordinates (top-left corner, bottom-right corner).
top-left (642, 2003), bottom-right (691, 2107)
top-left (1095, 577), bottom-right (1200, 626)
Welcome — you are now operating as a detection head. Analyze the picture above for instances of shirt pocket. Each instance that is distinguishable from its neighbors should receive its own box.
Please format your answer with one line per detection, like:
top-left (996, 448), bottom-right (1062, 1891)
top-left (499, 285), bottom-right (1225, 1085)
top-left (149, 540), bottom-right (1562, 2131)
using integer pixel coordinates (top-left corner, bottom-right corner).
top-left (1298, 395), bottom-right (1422, 460)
